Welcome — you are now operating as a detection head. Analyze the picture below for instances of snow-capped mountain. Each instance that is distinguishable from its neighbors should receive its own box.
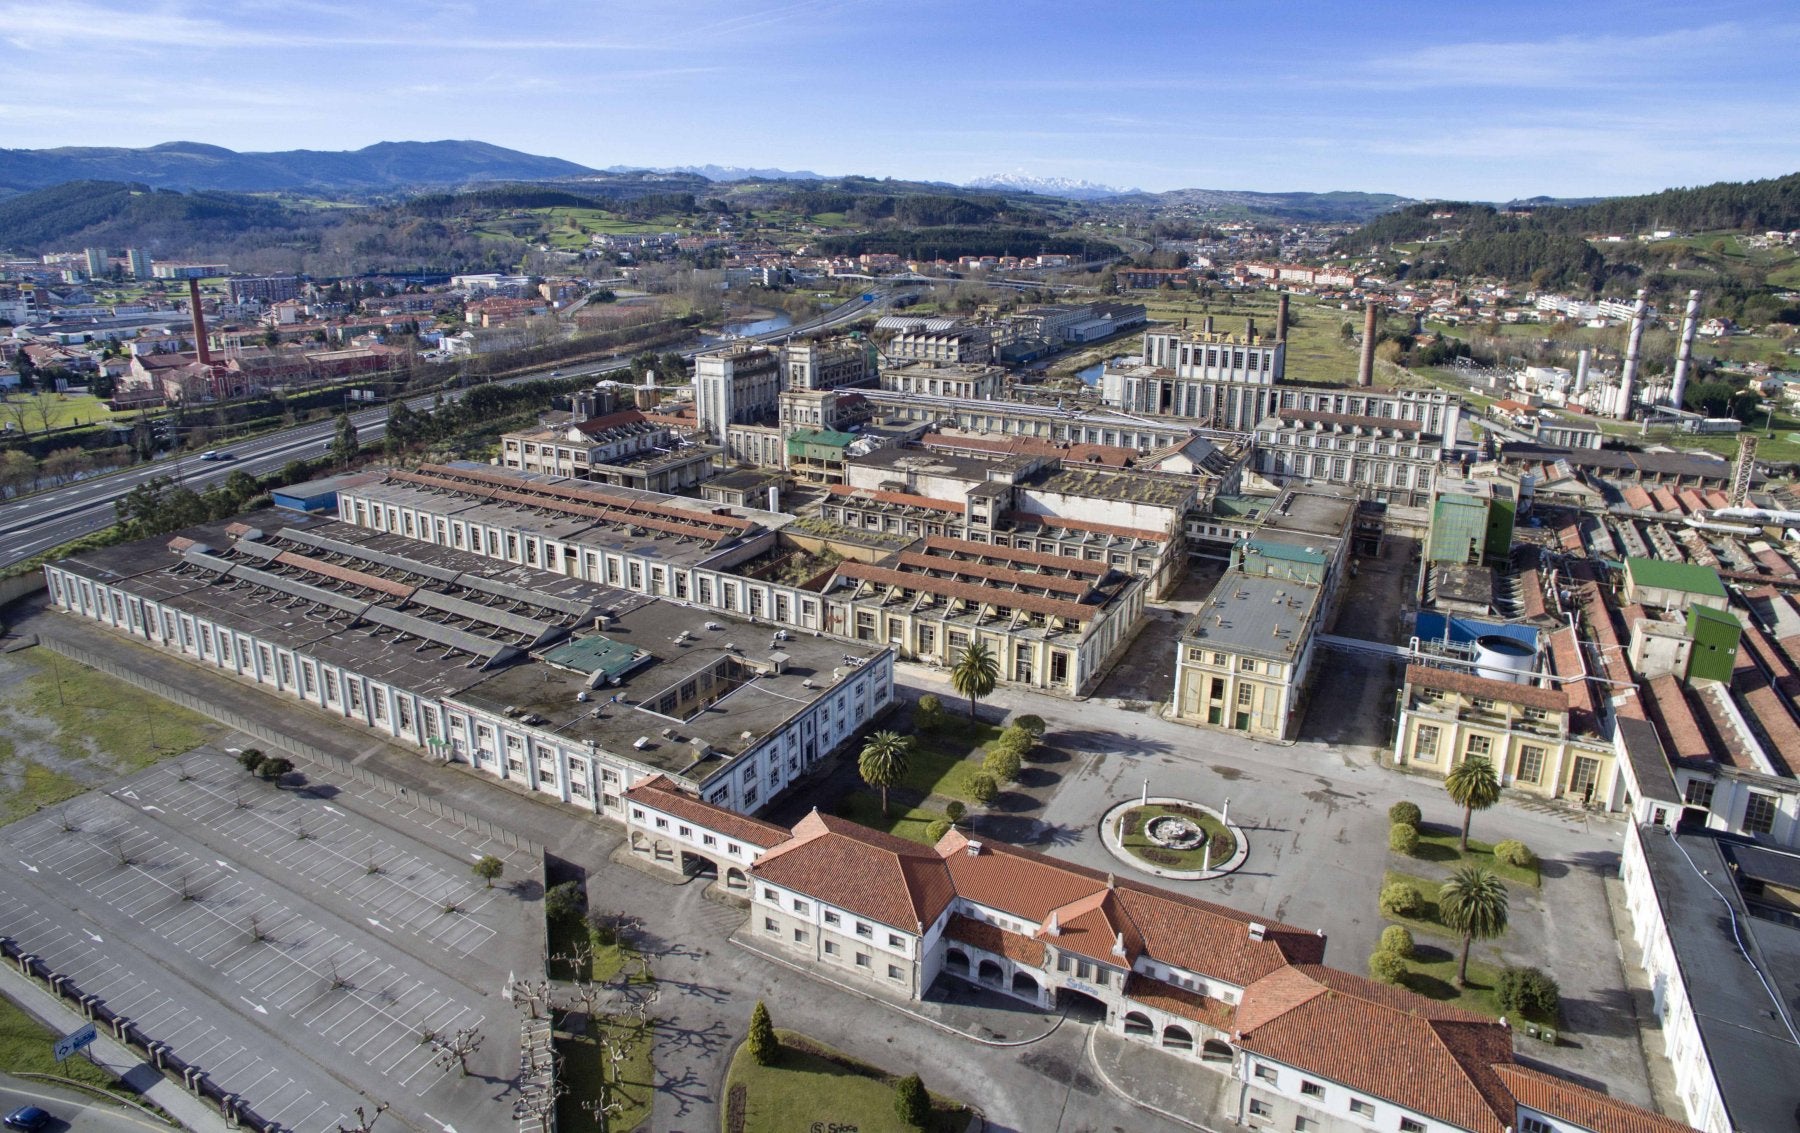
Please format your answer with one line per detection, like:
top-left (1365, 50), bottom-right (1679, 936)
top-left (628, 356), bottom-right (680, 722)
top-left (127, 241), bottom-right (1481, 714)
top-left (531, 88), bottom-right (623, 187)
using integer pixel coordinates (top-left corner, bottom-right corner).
top-left (602, 164), bottom-right (827, 181)
top-left (963, 171), bottom-right (1137, 200)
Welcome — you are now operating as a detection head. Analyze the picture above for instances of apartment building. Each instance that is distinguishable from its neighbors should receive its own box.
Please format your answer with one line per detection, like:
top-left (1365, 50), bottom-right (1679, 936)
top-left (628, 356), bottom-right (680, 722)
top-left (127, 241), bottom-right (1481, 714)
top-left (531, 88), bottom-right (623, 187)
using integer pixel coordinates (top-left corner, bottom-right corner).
top-left (1101, 325), bottom-right (1285, 429)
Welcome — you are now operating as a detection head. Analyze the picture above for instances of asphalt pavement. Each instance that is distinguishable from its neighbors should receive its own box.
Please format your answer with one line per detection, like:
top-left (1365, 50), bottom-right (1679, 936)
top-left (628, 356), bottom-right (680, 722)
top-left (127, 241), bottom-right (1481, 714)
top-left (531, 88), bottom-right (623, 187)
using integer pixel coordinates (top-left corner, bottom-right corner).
top-left (0, 1071), bottom-right (173, 1133)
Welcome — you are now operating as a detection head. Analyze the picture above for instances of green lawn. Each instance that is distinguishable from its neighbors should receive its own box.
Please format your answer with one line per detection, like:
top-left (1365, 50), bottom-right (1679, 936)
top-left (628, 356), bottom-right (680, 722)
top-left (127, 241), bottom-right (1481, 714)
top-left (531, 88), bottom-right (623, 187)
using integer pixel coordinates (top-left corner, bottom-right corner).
top-left (1389, 942), bottom-right (1506, 1018)
top-left (1407, 825), bottom-right (1541, 887)
top-left (555, 1016), bottom-right (655, 1133)
top-left (0, 991), bottom-right (131, 1094)
top-left (1133, 293), bottom-right (1369, 385)
top-left (724, 1030), bottom-right (972, 1133)
top-left (0, 391), bottom-right (116, 432)
top-left (833, 792), bottom-right (951, 845)
top-left (1117, 803), bottom-right (1236, 871)
top-left (546, 915), bottom-right (645, 984)
top-left (899, 719), bottom-right (1003, 801)
top-left (1381, 869), bottom-right (1461, 939)
top-left (0, 650), bottom-right (222, 825)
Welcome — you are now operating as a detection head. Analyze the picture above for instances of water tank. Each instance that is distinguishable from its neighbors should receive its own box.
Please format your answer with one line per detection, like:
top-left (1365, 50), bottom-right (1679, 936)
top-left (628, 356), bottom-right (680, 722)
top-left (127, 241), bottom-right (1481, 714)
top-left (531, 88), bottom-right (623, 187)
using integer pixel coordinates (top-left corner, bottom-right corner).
top-left (1473, 635), bottom-right (1535, 684)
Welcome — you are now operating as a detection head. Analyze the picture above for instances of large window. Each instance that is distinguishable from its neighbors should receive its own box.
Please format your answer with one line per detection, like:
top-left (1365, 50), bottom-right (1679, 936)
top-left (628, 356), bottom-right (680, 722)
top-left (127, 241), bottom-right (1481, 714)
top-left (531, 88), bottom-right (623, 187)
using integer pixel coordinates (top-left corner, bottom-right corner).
top-left (1412, 724), bottom-right (1440, 764)
top-left (1745, 792), bottom-right (1778, 836)
top-left (1465, 734), bottom-right (1492, 758)
top-left (1516, 746), bottom-right (1545, 784)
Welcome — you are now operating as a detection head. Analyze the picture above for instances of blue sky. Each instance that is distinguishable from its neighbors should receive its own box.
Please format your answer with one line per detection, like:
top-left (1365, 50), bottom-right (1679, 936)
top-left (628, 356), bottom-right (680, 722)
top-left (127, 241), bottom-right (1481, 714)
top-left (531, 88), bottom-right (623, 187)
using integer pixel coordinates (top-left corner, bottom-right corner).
top-left (3, 0), bottom-right (1796, 200)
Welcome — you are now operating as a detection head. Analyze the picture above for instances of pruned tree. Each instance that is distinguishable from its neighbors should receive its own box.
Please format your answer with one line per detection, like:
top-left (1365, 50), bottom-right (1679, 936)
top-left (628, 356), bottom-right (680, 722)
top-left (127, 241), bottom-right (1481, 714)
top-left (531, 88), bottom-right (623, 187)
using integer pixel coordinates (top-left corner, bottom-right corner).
top-left (431, 1024), bottom-right (483, 1077)
top-left (336, 1101), bottom-right (389, 1133)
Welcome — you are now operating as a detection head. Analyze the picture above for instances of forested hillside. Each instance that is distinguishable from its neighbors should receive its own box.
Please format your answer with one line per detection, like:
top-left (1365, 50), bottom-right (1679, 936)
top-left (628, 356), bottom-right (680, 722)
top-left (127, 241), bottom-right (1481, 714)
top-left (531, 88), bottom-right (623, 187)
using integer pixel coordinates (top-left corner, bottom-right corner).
top-left (0, 180), bottom-right (301, 250)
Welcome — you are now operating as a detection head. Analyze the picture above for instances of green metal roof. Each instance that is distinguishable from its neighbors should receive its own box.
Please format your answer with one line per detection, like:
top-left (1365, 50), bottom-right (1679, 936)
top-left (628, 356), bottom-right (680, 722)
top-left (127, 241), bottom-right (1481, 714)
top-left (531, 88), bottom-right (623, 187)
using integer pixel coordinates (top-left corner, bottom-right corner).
top-left (1624, 556), bottom-right (1726, 598)
top-left (1243, 538), bottom-right (1326, 565)
top-left (1687, 604), bottom-right (1741, 631)
top-left (540, 635), bottom-right (649, 681)
top-left (787, 428), bottom-right (857, 447)
top-left (1212, 495), bottom-right (1273, 519)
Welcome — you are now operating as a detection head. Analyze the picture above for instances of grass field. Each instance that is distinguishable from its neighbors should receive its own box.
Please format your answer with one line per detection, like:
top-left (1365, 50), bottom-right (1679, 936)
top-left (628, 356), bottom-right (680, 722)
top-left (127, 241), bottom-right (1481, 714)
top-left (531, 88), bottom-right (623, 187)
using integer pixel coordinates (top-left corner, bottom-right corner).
top-left (0, 391), bottom-right (117, 432)
top-left (0, 991), bottom-right (130, 1094)
top-left (545, 915), bottom-right (643, 984)
top-left (1409, 825), bottom-right (1541, 888)
top-left (1131, 292), bottom-right (1369, 385)
top-left (1391, 942), bottom-right (1505, 1017)
top-left (833, 792), bottom-right (950, 844)
top-left (724, 1030), bottom-right (971, 1133)
top-left (555, 1016), bottom-right (655, 1133)
top-left (0, 649), bottom-right (221, 826)
top-left (899, 719), bottom-right (1002, 800)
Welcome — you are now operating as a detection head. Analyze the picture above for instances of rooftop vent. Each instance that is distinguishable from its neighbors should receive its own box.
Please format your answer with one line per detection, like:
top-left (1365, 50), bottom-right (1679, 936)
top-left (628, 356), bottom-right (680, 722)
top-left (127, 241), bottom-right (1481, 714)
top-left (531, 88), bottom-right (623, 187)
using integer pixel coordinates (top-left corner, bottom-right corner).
top-left (965, 840), bottom-right (984, 857)
top-left (1248, 922), bottom-right (1268, 942)
top-left (633, 736), bottom-right (650, 750)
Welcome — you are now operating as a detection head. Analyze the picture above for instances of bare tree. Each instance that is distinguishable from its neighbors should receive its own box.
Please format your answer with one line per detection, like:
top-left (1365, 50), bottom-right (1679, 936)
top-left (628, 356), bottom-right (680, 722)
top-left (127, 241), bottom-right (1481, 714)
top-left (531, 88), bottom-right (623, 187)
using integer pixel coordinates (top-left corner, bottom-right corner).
top-left (337, 1101), bottom-right (389, 1133)
top-left (431, 1025), bottom-right (483, 1077)
top-left (511, 978), bottom-right (552, 1021)
top-left (109, 836), bottom-right (137, 867)
top-left (514, 1078), bottom-right (563, 1133)
top-left (327, 958), bottom-right (354, 992)
top-left (247, 913), bottom-right (270, 944)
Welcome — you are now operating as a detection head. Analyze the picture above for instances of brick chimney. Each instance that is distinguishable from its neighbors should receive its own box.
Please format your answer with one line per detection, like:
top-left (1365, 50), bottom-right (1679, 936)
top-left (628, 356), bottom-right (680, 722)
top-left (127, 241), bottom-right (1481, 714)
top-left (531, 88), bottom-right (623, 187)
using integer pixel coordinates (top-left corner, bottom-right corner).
top-left (188, 278), bottom-right (214, 367)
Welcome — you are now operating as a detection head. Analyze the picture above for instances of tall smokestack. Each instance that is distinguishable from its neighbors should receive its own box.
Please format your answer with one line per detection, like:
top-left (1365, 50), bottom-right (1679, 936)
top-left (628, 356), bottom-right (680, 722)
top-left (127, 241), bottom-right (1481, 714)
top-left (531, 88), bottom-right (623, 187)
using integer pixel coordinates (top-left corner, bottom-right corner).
top-left (1574, 348), bottom-right (1590, 394)
top-left (1357, 300), bottom-right (1379, 387)
top-left (1276, 292), bottom-right (1290, 344)
top-left (1669, 288), bottom-right (1702, 411)
top-left (1245, 316), bottom-right (1257, 340)
top-left (187, 277), bottom-right (213, 368)
top-left (1202, 315), bottom-right (1214, 336)
top-left (1617, 288), bottom-right (1647, 420)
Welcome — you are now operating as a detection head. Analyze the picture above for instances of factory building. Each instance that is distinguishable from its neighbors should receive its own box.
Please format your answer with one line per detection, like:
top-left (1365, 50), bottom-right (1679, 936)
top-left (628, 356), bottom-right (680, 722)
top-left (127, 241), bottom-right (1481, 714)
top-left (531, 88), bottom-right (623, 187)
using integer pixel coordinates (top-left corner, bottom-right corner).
top-left (43, 510), bottom-right (891, 818)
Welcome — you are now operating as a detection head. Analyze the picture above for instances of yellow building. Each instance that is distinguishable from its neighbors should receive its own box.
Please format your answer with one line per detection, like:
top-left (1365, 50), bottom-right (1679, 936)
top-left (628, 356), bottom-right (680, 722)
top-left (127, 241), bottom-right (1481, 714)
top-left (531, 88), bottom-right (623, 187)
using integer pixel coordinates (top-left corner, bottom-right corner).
top-left (1391, 664), bottom-right (1621, 810)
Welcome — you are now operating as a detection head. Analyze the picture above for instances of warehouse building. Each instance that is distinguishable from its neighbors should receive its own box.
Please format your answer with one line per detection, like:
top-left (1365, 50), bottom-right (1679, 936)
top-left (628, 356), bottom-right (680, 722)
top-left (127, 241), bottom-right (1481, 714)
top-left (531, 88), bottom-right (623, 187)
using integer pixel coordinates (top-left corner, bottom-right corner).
top-left (44, 510), bottom-right (891, 818)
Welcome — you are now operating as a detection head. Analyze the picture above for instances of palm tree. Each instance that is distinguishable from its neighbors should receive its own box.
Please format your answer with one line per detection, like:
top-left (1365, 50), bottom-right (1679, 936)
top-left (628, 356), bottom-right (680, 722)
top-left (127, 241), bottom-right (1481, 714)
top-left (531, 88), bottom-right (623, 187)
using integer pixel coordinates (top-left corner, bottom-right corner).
top-left (950, 640), bottom-right (999, 721)
top-left (1444, 755), bottom-right (1501, 851)
top-left (858, 731), bottom-right (911, 817)
top-left (1438, 865), bottom-right (1509, 987)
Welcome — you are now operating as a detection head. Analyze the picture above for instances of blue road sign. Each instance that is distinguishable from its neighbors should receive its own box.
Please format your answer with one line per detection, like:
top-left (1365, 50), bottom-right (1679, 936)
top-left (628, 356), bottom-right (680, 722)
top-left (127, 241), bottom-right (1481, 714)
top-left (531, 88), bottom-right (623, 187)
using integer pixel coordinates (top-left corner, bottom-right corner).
top-left (54, 1022), bottom-right (97, 1062)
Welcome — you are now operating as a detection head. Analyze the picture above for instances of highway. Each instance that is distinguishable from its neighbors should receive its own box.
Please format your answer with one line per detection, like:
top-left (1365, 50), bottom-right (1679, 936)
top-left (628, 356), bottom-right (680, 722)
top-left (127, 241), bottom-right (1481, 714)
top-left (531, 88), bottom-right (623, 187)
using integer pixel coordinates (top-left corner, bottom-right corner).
top-left (0, 1071), bottom-right (170, 1133)
top-left (0, 288), bottom-right (890, 570)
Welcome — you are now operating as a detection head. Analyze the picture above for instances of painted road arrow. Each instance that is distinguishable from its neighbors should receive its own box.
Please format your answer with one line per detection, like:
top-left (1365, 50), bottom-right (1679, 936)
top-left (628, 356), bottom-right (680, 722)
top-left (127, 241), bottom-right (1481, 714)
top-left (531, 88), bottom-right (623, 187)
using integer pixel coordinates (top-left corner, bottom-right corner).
top-left (18, 861), bottom-right (37, 873)
top-left (366, 918), bottom-right (393, 933)
top-left (84, 930), bottom-right (102, 944)
top-left (239, 997), bottom-right (268, 1015)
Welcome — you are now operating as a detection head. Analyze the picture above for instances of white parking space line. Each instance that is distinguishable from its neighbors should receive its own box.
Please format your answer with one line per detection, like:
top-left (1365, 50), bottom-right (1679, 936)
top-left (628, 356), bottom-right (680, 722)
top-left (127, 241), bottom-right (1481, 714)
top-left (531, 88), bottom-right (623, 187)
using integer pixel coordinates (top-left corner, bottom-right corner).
top-left (0, 785), bottom-right (497, 1133)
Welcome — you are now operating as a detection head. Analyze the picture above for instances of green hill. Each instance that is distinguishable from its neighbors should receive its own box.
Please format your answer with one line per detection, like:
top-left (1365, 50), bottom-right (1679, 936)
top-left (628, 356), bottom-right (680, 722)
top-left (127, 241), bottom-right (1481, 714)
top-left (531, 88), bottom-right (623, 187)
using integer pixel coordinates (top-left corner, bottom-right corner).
top-left (0, 180), bottom-right (300, 252)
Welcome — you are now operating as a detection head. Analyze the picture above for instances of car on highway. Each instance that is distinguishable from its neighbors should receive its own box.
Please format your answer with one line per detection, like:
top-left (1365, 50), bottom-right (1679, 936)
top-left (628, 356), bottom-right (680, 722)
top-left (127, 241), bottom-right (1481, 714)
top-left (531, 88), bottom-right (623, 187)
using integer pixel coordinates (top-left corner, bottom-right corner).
top-left (4, 1106), bottom-right (50, 1130)
top-left (199, 450), bottom-right (234, 462)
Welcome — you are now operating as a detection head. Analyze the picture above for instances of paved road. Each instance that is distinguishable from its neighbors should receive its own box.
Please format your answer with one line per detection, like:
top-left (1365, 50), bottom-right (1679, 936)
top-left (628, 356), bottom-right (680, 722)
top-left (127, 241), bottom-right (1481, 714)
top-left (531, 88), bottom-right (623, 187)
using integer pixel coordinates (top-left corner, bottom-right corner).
top-left (0, 1071), bottom-right (168, 1133)
top-left (0, 287), bottom-right (891, 570)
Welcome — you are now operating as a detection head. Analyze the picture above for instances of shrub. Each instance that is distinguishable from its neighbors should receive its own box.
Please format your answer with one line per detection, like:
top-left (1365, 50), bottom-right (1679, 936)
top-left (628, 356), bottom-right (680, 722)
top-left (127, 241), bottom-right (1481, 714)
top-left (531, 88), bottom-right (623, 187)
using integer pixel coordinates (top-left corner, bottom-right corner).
top-left (913, 694), bottom-right (945, 732)
top-left (967, 773), bottom-right (998, 805)
top-left (1012, 714), bottom-right (1047, 740)
top-left (544, 880), bottom-right (586, 924)
top-left (894, 1072), bottom-right (930, 1128)
top-left (587, 909), bottom-right (619, 947)
top-left (1496, 966), bottom-right (1561, 1020)
top-left (996, 724), bottom-right (1034, 759)
top-left (1369, 949), bottom-right (1408, 985)
top-left (1389, 822), bottom-right (1421, 856)
top-left (1209, 833), bottom-right (1234, 862)
top-left (1379, 881), bottom-right (1424, 918)
top-left (257, 756), bottom-right (294, 781)
top-left (746, 1000), bottom-right (779, 1066)
top-left (944, 801), bottom-right (966, 823)
top-left (1123, 810), bottom-right (1144, 837)
top-left (924, 817), bottom-right (953, 843)
top-left (983, 746), bottom-right (1023, 784)
top-left (1388, 801), bottom-right (1422, 828)
top-left (1378, 925), bottom-right (1415, 960)
top-left (236, 748), bottom-right (266, 774)
top-left (1494, 840), bottom-right (1538, 869)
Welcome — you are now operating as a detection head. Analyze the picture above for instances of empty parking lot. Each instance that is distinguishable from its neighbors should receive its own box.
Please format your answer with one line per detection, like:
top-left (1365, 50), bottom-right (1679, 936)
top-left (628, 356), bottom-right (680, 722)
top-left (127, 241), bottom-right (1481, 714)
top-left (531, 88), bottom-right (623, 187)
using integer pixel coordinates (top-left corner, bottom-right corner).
top-left (0, 748), bottom-right (542, 1133)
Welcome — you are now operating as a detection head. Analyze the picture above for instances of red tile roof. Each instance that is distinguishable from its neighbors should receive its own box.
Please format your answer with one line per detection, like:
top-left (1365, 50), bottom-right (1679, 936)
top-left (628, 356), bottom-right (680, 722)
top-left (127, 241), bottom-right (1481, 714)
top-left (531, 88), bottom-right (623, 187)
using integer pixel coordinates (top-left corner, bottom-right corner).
top-left (1491, 1064), bottom-right (1695, 1133)
top-left (624, 775), bottom-right (790, 849)
top-left (943, 914), bottom-right (1046, 967)
top-left (920, 535), bottom-right (1111, 577)
top-left (825, 484), bottom-right (965, 514)
top-left (833, 561), bottom-right (1095, 621)
top-left (1236, 965), bottom-right (1516, 1133)
top-left (752, 811), bottom-right (957, 933)
top-left (937, 831), bottom-right (1323, 986)
top-left (1122, 973), bottom-right (1236, 1031)
top-left (1020, 514), bottom-right (1168, 542)
top-left (1405, 664), bottom-right (1569, 714)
